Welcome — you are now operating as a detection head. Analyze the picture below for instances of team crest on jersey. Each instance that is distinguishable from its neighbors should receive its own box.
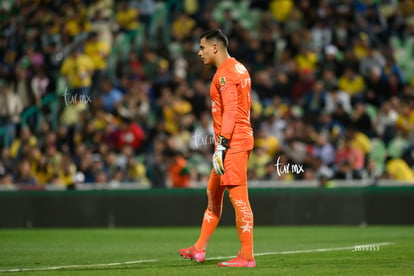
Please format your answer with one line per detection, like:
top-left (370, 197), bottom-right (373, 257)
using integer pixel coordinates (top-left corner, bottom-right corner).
top-left (219, 77), bottom-right (226, 85)
top-left (235, 63), bottom-right (247, 74)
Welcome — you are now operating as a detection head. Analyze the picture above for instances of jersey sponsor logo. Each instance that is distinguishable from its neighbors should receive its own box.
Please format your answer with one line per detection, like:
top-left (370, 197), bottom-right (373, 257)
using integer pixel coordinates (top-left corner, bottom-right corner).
top-left (235, 63), bottom-right (247, 74)
top-left (219, 77), bottom-right (226, 85)
top-left (241, 77), bottom-right (251, 88)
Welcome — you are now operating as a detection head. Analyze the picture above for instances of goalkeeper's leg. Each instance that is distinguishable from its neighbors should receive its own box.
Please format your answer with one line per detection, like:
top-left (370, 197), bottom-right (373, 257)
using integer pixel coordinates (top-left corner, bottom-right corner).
top-left (194, 172), bottom-right (225, 251)
top-left (228, 184), bottom-right (254, 261)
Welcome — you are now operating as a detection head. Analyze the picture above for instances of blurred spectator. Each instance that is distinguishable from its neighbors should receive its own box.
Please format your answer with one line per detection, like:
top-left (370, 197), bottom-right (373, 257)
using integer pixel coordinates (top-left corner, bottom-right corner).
top-left (14, 159), bottom-right (37, 186)
top-left (295, 45), bottom-right (318, 74)
top-left (384, 156), bottom-right (414, 182)
top-left (84, 31), bottom-right (110, 97)
top-left (312, 132), bottom-right (335, 167)
top-left (302, 80), bottom-right (327, 121)
top-left (359, 47), bottom-right (386, 78)
top-left (172, 12), bottom-right (196, 41)
top-left (311, 19), bottom-right (332, 51)
top-left (273, 72), bottom-right (293, 102)
top-left (164, 148), bottom-right (191, 188)
top-left (125, 156), bottom-right (149, 186)
top-left (338, 67), bottom-right (366, 103)
top-left (291, 68), bottom-right (315, 104)
top-left (89, 8), bottom-right (114, 48)
top-left (312, 156), bottom-right (334, 181)
top-left (115, 117), bottom-right (145, 153)
top-left (351, 101), bottom-right (375, 137)
top-left (320, 45), bottom-right (341, 77)
top-left (269, 0), bottom-right (294, 23)
top-left (331, 103), bottom-right (352, 130)
top-left (401, 145), bottom-right (414, 169)
top-left (0, 169), bottom-right (14, 190)
top-left (15, 67), bottom-right (35, 113)
top-left (60, 98), bottom-right (88, 127)
top-left (189, 79), bottom-right (210, 119)
top-left (99, 79), bottom-right (123, 114)
top-left (57, 154), bottom-right (77, 187)
top-left (334, 138), bottom-right (365, 179)
top-left (395, 101), bottom-right (414, 139)
top-left (9, 126), bottom-right (37, 159)
top-left (115, 2), bottom-right (140, 33)
top-left (32, 154), bottom-right (53, 186)
top-left (0, 0), bottom-right (413, 188)
top-left (325, 85), bottom-right (352, 114)
top-left (131, 0), bottom-right (155, 31)
top-left (334, 160), bottom-right (362, 180)
top-left (332, 19), bottom-right (352, 51)
top-left (0, 81), bottom-right (23, 147)
top-left (282, 138), bottom-right (308, 165)
top-left (248, 146), bottom-right (272, 180)
top-left (348, 127), bottom-right (372, 159)
top-left (375, 100), bottom-right (399, 144)
top-left (60, 47), bottom-right (95, 97)
top-left (364, 65), bottom-right (390, 107)
top-left (189, 111), bottom-right (214, 154)
top-left (31, 68), bottom-right (50, 102)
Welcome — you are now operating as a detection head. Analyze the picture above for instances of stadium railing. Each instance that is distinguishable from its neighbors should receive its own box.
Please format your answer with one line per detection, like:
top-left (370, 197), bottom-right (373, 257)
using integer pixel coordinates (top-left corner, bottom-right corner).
top-left (0, 93), bottom-right (58, 145)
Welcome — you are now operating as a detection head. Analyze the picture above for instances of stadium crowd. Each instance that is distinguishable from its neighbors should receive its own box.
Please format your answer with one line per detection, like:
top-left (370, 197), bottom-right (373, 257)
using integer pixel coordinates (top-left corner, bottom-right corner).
top-left (0, 0), bottom-right (413, 190)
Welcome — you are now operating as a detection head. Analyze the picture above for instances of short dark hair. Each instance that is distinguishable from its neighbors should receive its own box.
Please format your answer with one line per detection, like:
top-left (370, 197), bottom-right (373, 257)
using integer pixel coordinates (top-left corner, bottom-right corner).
top-left (200, 29), bottom-right (229, 48)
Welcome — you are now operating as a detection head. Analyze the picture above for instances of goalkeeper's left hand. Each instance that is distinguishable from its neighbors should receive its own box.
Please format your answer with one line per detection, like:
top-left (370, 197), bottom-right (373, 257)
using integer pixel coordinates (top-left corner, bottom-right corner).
top-left (212, 135), bottom-right (229, 175)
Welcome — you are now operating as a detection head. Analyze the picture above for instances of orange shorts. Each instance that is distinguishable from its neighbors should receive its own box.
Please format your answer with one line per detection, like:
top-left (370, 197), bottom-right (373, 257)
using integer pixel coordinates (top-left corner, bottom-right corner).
top-left (218, 150), bottom-right (250, 186)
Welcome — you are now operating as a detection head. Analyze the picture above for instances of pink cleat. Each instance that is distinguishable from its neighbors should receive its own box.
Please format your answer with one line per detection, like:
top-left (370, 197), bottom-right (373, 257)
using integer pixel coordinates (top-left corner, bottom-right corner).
top-left (218, 253), bottom-right (256, 267)
top-left (179, 246), bottom-right (206, 263)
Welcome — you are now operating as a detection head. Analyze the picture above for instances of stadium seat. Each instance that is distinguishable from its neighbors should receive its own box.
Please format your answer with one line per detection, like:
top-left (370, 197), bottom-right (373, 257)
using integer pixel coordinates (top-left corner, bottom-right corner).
top-left (369, 138), bottom-right (387, 172)
top-left (387, 136), bottom-right (409, 158)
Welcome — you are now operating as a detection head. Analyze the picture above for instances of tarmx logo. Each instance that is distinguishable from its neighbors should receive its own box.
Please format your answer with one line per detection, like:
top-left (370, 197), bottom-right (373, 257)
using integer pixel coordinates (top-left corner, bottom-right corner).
top-left (274, 156), bottom-right (305, 176)
top-left (63, 87), bottom-right (92, 106)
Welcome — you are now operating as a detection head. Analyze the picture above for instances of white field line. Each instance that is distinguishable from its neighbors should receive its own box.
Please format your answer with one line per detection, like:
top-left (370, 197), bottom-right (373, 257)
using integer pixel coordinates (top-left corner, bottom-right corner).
top-left (206, 242), bottom-right (395, 260)
top-left (0, 242), bottom-right (395, 273)
top-left (0, 259), bottom-right (157, 273)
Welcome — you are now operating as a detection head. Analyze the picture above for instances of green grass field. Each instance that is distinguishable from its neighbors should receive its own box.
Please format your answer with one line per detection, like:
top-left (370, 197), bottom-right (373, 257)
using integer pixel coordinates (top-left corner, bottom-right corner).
top-left (0, 226), bottom-right (413, 275)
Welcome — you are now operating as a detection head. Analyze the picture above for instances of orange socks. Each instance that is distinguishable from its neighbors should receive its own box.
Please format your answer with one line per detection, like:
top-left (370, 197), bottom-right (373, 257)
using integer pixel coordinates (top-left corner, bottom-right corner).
top-left (194, 175), bottom-right (254, 261)
top-left (228, 185), bottom-right (254, 261)
top-left (194, 174), bottom-right (225, 251)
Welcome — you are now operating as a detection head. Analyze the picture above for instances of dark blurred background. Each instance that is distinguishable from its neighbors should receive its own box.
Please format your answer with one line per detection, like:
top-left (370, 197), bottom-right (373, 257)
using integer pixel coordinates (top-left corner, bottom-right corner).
top-left (0, 0), bottom-right (413, 191)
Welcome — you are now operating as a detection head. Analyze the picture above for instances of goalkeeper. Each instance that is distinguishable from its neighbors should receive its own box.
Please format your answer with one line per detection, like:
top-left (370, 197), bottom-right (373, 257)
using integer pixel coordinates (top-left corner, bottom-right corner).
top-left (179, 29), bottom-right (255, 268)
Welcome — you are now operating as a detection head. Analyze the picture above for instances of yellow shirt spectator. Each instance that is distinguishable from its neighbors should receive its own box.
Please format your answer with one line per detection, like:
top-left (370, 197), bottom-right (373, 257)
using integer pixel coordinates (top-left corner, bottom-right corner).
top-left (60, 51), bottom-right (95, 89)
top-left (172, 13), bottom-right (196, 41)
top-left (164, 97), bottom-right (192, 134)
top-left (116, 4), bottom-right (139, 31)
top-left (270, 0), bottom-right (294, 22)
top-left (9, 127), bottom-right (37, 158)
top-left (338, 68), bottom-right (366, 96)
top-left (60, 101), bottom-right (88, 127)
top-left (59, 164), bottom-right (77, 186)
top-left (395, 104), bottom-right (414, 137)
top-left (127, 161), bottom-right (150, 187)
top-left (295, 47), bottom-right (318, 72)
top-left (84, 33), bottom-right (110, 70)
top-left (248, 147), bottom-right (272, 179)
top-left (351, 131), bottom-right (372, 155)
top-left (32, 161), bottom-right (53, 185)
top-left (65, 18), bottom-right (82, 37)
top-left (385, 158), bottom-right (414, 182)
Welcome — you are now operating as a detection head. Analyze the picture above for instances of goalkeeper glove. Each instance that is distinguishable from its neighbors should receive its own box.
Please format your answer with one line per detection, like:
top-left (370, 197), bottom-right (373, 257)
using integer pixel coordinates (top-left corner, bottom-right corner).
top-left (212, 135), bottom-right (229, 175)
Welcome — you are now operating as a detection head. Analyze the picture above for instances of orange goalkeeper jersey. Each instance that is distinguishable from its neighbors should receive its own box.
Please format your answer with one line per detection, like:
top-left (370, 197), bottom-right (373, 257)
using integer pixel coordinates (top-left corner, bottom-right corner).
top-left (210, 57), bottom-right (254, 153)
